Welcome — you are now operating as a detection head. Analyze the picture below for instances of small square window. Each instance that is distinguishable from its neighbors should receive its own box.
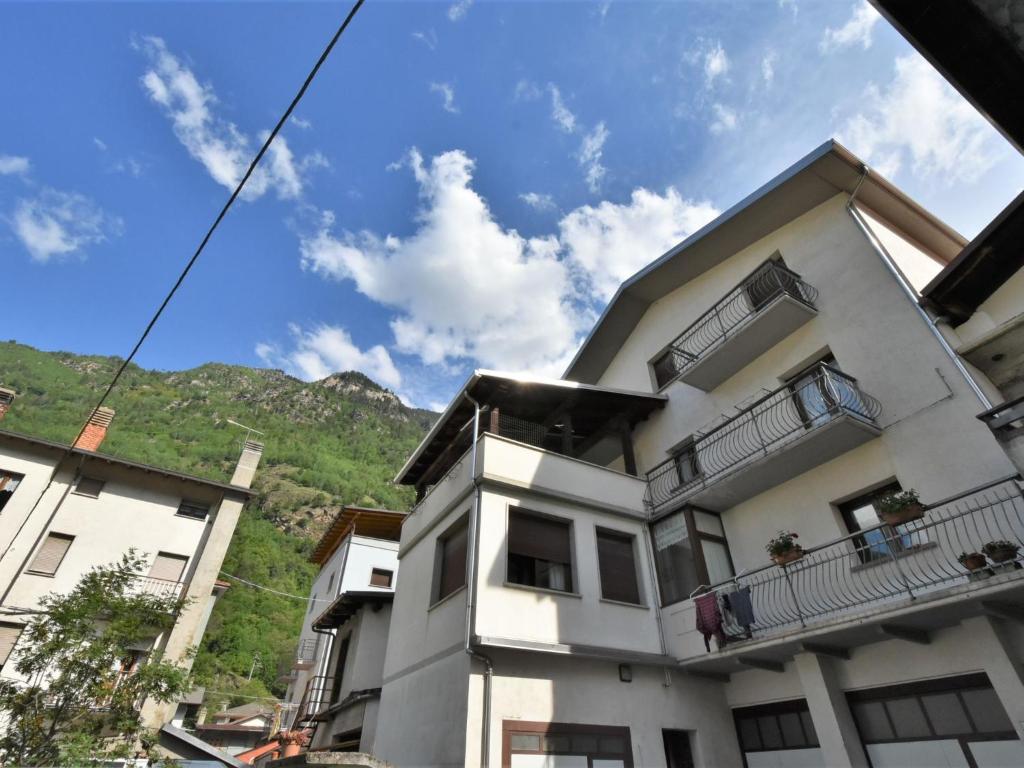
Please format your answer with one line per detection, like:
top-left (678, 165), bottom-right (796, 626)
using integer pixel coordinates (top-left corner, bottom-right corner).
top-left (507, 510), bottom-right (573, 593)
top-left (176, 500), bottom-right (210, 520)
top-left (73, 476), bottom-right (105, 498)
top-left (369, 568), bottom-right (393, 588)
top-left (433, 518), bottom-right (468, 603)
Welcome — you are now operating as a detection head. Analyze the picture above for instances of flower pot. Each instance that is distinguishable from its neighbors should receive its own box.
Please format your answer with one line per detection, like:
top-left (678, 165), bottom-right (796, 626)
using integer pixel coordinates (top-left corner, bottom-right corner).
top-left (961, 553), bottom-right (987, 572)
top-left (880, 502), bottom-right (925, 527)
top-left (987, 546), bottom-right (1020, 563)
top-left (772, 548), bottom-right (804, 566)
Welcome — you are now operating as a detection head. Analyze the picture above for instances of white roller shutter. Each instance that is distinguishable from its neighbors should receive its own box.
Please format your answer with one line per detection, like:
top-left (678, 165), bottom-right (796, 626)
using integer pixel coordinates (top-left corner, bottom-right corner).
top-left (148, 552), bottom-right (187, 582)
top-left (0, 623), bottom-right (22, 667)
top-left (28, 533), bottom-right (73, 575)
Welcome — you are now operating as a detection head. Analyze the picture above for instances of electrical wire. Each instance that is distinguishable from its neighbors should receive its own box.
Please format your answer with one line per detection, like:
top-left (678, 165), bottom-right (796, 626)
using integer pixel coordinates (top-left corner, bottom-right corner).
top-left (219, 571), bottom-right (330, 602)
top-left (0, 0), bottom-right (367, 578)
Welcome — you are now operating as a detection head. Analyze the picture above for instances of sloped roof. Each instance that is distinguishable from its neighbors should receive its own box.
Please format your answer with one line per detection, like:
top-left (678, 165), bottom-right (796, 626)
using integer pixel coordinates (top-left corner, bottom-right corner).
top-left (310, 506), bottom-right (406, 565)
top-left (312, 590), bottom-right (394, 631)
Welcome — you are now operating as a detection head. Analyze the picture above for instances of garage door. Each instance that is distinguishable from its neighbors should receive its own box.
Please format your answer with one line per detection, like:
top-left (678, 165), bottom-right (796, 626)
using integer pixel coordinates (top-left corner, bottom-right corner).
top-left (733, 699), bottom-right (825, 768)
top-left (847, 673), bottom-right (1024, 768)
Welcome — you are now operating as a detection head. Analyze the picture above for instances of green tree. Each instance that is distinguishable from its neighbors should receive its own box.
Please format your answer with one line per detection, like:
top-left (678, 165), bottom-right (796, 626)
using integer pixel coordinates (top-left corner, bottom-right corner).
top-left (0, 552), bottom-right (192, 766)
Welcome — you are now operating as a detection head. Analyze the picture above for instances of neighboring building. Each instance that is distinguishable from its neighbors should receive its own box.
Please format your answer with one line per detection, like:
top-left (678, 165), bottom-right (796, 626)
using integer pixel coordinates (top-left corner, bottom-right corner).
top-left (363, 140), bottom-right (1024, 768)
top-left (196, 702), bottom-right (275, 756)
top-left (0, 392), bottom-right (263, 739)
top-left (282, 506), bottom-right (404, 749)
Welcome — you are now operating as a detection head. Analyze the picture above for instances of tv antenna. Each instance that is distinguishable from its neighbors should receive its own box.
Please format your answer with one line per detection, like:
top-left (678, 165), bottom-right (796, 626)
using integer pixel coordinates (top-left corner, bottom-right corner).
top-left (226, 418), bottom-right (265, 445)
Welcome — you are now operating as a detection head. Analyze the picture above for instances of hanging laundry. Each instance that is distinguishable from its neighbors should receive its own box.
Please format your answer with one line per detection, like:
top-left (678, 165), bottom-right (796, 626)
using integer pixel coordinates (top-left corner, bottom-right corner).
top-left (694, 592), bottom-right (726, 652)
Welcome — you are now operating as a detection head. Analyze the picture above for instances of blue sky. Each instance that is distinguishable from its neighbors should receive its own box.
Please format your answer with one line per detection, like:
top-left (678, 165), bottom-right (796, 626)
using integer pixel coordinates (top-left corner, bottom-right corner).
top-left (2, 0), bottom-right (1023, 410)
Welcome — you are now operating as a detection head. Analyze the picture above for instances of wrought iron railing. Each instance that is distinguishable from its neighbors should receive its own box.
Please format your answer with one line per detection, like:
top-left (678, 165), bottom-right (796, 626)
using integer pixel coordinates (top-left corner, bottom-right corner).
top-left (700, 477), bottom-right (1024, 646)
top-left (652, 261), bottom-right (818, 389)
top-left (645, 363), bottom-right (881, 515)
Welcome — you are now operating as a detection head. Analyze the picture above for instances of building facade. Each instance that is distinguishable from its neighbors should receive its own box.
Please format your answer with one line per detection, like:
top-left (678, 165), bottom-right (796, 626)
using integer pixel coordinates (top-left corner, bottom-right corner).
top-left (363, 141), bottom-right (1024, 768)
top-left (0, 394), bottom-right (262, 735)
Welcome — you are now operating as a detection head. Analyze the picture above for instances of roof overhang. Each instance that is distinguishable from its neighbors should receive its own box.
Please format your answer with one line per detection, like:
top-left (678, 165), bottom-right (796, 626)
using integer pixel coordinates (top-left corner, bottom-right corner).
top-left (396, 370), bottom-right (667, 487)
top-left (564, 139), bottom-right (965, 384)
top-left (312, 590), bottom-right (394, 631)
top-left (311, 506), bottom-right (406, 565)
top-left (922, 189), bottom-right (1024, 325)
top-left (0, 428), bottom-right (255, 497)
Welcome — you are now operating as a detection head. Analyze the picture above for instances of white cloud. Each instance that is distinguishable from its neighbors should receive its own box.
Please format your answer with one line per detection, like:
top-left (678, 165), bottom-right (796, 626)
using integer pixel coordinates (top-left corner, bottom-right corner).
top-left (559, 187), bottom-right (719, 300)
top-left (548, 84), bottom-right (577, 134)
top-left (10, 188), bottom-right (122, 263)
top-left (430, 82), bottom-right (459, 114)
top-left (289, 115), bottom-right (312, 130)
top-left (448, 0), bottom-right (473, 22)
top-left (761, 50), bottom-right (777, 86)
top-left (137, 36), bottom-right (317, 201)
top-left (300, 149), bottom-right (584, 375)
top-left (709, 103), bottom-right (739, 134)
top-left (257, 324), bottom-right (402, 389)
top-left (412, 29), bottom-right (438, 50)
top-left (578, 122), bottom-right (609, 193)
top-left (838, 54), bottom-right (1003, 184)
top-left (0, 155), bottom-right (30, 176)
top-left (703, 41), bottom-right (730, 87)
top-left (93, 138), bottom-right (108, 152)
top-left (514, 79), bottom-right (542, 102)
top-left (779, 0), bottom-right (798, 17)
top-left (519, 192), bottom-right (557, 212)
top-left (820, 1), bottom-right (881, 52)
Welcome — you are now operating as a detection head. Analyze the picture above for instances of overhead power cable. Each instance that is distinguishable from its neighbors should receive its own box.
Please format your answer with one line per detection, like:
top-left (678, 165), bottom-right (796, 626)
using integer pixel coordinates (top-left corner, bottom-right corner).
top-left (219, 571), bottom-right (330, 603)
top-left (0, 0), bottom-right (367, 584)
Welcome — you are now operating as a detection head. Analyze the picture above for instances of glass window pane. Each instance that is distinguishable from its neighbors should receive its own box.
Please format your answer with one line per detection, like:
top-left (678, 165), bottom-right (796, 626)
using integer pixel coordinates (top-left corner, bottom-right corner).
top-left (541, 735), bottom-right (571, 753)
top-left (885, 697), bottom-right (931, 739)
top-left (737, 718), bottom-right (761, 751)
top-left (693, 511), bottom-right (724, 537)
top-left (758, 716), bottom-right (783, 749)
top-left (598, 736), bottom-right (625, 754)
top-left (778, 712), bottom-right (805, 747)
top-left (921, 692), bottom-right (971, 736)
top-left (652, 513), bottom-right (697, 605)
top-left (851, 701), bottom-right (894, 741)
top-left (570, 735), bottom-right (598, 753)
top-left (800, 711), bottom-right (818, 746)
top-left (962, 688), bottom-right (1014, 734)
top-left (701, 539), bottom-right (734, 584)
top-left (510, 734), bottom-right (540, 751)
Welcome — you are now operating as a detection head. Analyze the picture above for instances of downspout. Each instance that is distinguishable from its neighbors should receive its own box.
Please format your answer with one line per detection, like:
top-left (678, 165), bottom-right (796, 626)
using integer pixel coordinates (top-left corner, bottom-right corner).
top-left (641, 521), bottom-right (669, 658)
top-left (845, 164), bottom-right (992, 410)
top-left (462, 392), bottom-right (493, 768)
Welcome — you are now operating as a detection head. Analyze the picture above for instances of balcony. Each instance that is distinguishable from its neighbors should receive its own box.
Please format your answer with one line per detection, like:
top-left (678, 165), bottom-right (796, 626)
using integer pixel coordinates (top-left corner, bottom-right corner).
top-left (672, 478), bottom-right (1024, 675)
top-left (652, 261), bottom-right (818, 392)
top-left (645, 364), bottom-right (882, 515)
top-left (127, 575), bottom-right (185, 601)
top-left (293, 674), bottom-right (334, 727)
top-left (293, 637), bottom-right (319, 669)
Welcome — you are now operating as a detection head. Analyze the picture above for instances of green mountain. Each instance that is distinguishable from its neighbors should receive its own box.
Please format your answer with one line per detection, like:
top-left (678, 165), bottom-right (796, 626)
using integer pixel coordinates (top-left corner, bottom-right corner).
top-left (0, 340), bottom-right (435, 708)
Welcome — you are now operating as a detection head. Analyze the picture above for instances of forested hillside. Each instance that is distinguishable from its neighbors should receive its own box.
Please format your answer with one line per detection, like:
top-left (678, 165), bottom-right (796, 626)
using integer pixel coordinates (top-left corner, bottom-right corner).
top-left (0, 341), bottom-right (435, 708)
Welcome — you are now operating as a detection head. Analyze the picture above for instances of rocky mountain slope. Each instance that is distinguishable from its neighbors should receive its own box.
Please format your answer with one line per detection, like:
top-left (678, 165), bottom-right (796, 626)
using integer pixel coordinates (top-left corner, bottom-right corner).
top-left (0, 341), bottom-right (436, 706)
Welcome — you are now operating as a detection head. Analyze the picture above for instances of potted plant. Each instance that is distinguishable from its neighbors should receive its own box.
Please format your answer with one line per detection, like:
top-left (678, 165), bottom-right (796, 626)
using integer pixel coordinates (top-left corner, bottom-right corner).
top-left (982, 540), bottom-right (1021, 563)
top-left (877, 489), bottom-right (925, 526)
top-left (766, 530), bottom-right (803, 566)
top-left (958, 551), bottom-right (988, 572)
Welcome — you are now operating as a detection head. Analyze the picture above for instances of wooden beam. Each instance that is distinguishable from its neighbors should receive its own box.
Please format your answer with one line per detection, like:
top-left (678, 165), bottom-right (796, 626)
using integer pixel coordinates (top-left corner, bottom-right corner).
top-left (879, 624), bottom-right (931, 645)
top-left (737, 656), bottom-right (785, 673)
top-left (620, 422), bottom-right (637, 476)
top-left (982, 601), bottom-right (1024, 624)
top-left (488, 407), bottom-right (500, 435)
top-left (800, 642), bottom-right (850, 660)
top-left (560, 412), bottom-right (574, 456)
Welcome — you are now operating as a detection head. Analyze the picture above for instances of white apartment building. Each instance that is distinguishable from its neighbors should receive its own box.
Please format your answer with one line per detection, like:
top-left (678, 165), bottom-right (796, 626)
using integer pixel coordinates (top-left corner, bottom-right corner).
top-left (283, 506), bottom-right (404, 753)
top-left (362, 140), bottom-right (1024, 768)
top-left (0, 393), bottom-right (262, 738)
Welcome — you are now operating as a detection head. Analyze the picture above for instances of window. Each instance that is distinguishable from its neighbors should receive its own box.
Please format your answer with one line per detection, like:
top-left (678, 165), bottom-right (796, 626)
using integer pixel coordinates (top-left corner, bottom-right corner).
top-left (176, 500), bottom-right (209, 520)
top-left (788, 354), bottom-right (869, 427)
top-left (369, 568), bottom-right (393, 588)
top-left (596, 529), bottom-right (641, 604)
top-left (662, 730), bottom-right (695, 768)
top-left (672, 438), bottom-right (702, 487)
top-left (743, 256), bottom-right (797, 311)
top-left (650, 509), bottom-right (734, 606)
top-left (433, 518), bottom-right (468, 603)
top-left (149, 552), bottom-right (188, 583)
top-left (0, 623), bottom-right (23, 669)
top-left (838, 482), bottom-right (916, 563)
top-left (0, 472), bottom-right (23, 514)
top-left (847, 674), bottom-right (1015, 744)
top-left (734, 699), bottom-right (819, 753)
top-left (329, 635), bottom-right (351, 705)
top-left (504, 721), bottom-right (633, 768)
top-left (27, 532), bottom-right (74, 576)
top-left (507, 510), bottom-right (573, 593)
top-left (308, 593), bottom-right (318, 615)
top-left (73, 476), bottom-right (105, 498)
top-left (326, 572), bottom-right (335, 593)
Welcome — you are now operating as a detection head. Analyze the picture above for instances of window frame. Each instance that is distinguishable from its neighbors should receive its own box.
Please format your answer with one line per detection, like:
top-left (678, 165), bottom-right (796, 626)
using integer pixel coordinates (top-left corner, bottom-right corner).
top-left (733, 698), bottom-right (819, 755)
top-left (369, 567), bottom-right (394, 589)
top-left (72, 476), bottom-right (105, 499)
top-left (650, 507), bottom-right (734, 607)
top-left (26, 532), bottom-right (75, 576)
top-left (595, 527), bottom-right (643, 606)
top-left (837, 481), bottom-right (908, 564)
top-left (175, 500), bottom-right (210, 521)
top-left (502, 720), bottom-right (634, 768)
top-left (0, 471), bottom-right (23, 515)
top-left (505, 508), bottom-right (576, 595)
top-left (670, 437), bottom-right (703, 488)
top-left (431, 515), bottom-right (469, 606)
top-left (329, 633), bottom-right (351, 706)
top-left (0, 622), bottom-right (23, 670)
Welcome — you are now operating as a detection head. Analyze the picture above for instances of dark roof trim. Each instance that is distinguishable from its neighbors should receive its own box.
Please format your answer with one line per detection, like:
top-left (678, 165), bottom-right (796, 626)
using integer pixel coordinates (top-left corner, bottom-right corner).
top-left (312, 590), bottom-right (394, 631)
top-left (159, 724), bottom-right (247, 768)
top-left (922, 189), bottom-right (1024, 325)
top-left (311, 506), bottom-right (406, 565)
top-left (0, 428), bottom-right (255, 497)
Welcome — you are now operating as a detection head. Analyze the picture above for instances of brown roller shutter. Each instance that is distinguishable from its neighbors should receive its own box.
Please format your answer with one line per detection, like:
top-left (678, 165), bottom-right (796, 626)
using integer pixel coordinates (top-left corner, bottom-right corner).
top-left (28, 533), bottom-right (74, 575)
top-left (597, 529), bottom-right (641, 604)
top-left (508, 511), bottom-right (571, 565)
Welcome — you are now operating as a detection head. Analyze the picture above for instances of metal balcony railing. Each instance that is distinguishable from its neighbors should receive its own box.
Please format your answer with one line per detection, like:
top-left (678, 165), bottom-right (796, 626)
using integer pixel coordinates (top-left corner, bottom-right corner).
top-left (652, 261), bottom-right (818, 389)
top-left (294, 674), bottom-right (334, 726)
top-left (702, 477), bottom-right (1024, 645)
top-left (644, 364), bottom-right (881, 515)
top-left (126, 575), bottom-right (185, 601)
top-left (295, 637), bottom-right (318, 664)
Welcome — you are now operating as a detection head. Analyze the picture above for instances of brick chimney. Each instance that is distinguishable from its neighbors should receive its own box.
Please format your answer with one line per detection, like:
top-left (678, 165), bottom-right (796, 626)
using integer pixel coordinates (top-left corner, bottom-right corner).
top-left (230, 439), bottom-right (264, 489)
top-left (73, 406), bottom-right (115, 452)
top-left (0, 388), bottom-right (15, 421)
